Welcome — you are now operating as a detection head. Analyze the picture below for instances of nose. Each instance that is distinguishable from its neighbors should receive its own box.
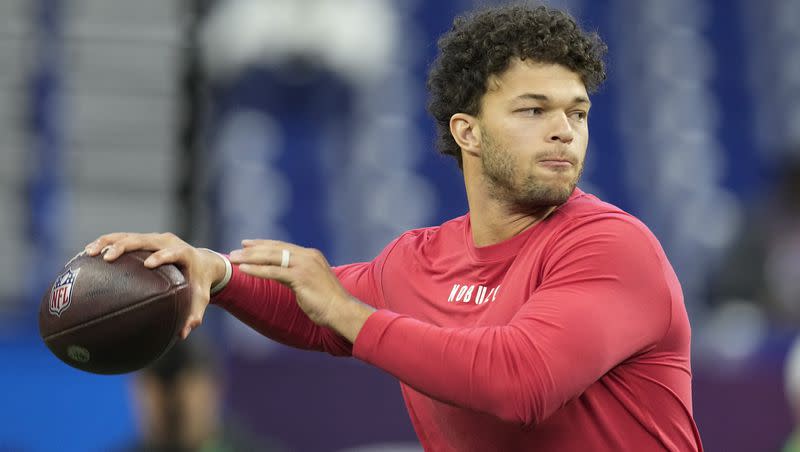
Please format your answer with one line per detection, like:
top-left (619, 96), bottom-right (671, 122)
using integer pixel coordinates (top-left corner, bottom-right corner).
top-left (548, 113), bottom-right (574, 144)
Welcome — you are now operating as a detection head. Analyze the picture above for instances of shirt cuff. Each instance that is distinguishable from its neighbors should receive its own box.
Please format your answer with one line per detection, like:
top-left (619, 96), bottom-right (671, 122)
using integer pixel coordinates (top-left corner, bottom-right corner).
top-left (352, 309), bottom-right (403, 363)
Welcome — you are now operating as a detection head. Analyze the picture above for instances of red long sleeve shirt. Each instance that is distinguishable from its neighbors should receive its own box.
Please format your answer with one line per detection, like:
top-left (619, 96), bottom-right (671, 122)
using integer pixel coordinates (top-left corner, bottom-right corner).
top-left (213, 189), bottom-right (703, 451)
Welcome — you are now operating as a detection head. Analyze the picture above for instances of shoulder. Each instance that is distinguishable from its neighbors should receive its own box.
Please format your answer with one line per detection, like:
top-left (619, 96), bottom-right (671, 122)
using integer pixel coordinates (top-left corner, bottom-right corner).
top-left (553, 189), bottom-right (658, 244)
top-left (541, 191), bottom-right (679, 299)
top-left (542, 189), bottom-right (670, 270)
top-left (557, 188), bottom-right (633, 223)
top-left (392, 214), bottom-right (466, 247)
top-left (377, 214), bottom-right (467, 264)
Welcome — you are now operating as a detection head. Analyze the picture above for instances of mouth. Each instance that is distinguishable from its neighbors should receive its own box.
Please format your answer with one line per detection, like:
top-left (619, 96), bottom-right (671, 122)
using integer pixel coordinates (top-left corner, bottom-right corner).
top-left (537, 159), bottom-right (574, 170)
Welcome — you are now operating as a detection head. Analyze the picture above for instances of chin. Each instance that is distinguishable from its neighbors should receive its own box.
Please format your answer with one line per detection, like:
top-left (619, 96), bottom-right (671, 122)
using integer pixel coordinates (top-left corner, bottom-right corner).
top-left (517, 181), bottom-right (576, 208)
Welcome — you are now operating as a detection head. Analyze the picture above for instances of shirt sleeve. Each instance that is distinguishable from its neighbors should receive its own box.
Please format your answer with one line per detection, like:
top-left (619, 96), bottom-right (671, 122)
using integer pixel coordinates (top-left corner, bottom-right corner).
top-left (211, 238), bottom-right (398, 355)
top-left (352, 215), bottom-right (674, 426)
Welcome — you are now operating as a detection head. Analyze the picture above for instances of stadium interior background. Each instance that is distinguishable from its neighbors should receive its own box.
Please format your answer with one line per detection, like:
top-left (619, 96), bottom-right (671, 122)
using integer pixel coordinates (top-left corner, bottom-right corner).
top-left (1, 0), bottom-right (798, 450)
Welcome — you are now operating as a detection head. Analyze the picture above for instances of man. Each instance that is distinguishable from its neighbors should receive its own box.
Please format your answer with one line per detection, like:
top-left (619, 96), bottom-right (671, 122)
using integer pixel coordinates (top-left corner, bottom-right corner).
top-left (87, 5), bottom-right (703, 451)
top-left (119, 335), bottom-right (285, 452)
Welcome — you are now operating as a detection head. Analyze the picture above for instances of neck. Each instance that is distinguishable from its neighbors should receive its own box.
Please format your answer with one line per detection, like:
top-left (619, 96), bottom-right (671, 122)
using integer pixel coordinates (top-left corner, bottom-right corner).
top-left (464, 173), bottom-right (558, 247)
top-left (471, 204), bottom-right (555, 247)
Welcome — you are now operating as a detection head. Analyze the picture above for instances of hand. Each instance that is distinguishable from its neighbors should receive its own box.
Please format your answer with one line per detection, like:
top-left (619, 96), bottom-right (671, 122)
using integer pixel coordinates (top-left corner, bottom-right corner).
top-left (229, 239), bottom-right (375, 342)
top-left (84, 232), bottom-right (227, 339)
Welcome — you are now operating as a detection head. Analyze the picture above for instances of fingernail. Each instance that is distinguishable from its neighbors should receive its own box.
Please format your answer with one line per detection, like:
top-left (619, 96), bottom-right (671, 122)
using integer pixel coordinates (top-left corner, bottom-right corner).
top-left (144, 257), bottom-right (155, 267)
top-left (229, 249), bottom-right (242, 260)
top-left (102, 246), bottom-right (114, 260)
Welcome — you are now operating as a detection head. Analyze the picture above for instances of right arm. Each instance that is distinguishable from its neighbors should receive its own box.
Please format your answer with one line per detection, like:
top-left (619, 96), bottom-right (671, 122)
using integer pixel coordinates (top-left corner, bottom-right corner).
top-left (84, 232), bottom-right (386, 355)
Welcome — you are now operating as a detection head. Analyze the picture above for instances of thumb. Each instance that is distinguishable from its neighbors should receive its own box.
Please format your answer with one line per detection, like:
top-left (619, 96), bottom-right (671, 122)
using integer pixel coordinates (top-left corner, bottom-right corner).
top-left (182, 285), bottom-right (209, 339)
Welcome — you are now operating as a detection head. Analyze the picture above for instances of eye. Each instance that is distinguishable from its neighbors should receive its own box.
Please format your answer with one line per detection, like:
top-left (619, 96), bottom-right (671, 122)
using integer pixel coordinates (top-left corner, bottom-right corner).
top-left (516, 107), bottom-right (544, 116)
top-left (570, 111), bottom-right (588, 121)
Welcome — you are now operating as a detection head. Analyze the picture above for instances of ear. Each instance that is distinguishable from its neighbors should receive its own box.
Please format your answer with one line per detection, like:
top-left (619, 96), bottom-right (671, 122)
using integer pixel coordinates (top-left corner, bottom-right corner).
top-left (449, 113), bottom-right (481, 158)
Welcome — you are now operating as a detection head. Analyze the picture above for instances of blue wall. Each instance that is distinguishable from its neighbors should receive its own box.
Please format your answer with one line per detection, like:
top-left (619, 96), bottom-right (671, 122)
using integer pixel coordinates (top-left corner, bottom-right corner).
top-left (5, 0), bottom-right (799, 450)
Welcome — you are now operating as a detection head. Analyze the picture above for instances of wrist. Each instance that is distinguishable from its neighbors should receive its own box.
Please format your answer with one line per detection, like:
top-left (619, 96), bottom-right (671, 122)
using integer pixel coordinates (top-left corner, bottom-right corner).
top-left (199, 248), bottom-right (232, 295)
top-left (329, 296), bottom-right (376, 343)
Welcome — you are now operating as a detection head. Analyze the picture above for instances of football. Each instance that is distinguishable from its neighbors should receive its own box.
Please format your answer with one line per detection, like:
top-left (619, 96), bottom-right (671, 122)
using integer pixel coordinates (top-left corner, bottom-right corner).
top-left (38, 250), bottom-right (191, 375)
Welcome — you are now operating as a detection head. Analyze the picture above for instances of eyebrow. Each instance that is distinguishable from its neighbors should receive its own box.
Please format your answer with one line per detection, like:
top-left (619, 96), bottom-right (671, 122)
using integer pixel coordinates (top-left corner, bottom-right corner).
top-left (514, 93), bottom-right (591, 107)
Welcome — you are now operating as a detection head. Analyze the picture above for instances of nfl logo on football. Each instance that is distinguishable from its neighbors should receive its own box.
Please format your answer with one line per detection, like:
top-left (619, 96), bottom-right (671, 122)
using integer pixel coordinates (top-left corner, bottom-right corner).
top-left (49, 268), bottom-right (81, 317)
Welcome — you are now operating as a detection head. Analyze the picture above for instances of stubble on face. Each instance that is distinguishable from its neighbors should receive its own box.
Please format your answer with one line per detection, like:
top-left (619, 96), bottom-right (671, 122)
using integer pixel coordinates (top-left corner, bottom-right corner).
top-left (480, 127), bottom-right (582, 211)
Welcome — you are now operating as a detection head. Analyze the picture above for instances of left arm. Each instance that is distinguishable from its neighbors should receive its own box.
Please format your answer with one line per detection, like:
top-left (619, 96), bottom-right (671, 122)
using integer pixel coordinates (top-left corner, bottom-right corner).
top-left (352, 217), bottom-right (674, 426)
top-left (231, 218), bottom-right (674, 426)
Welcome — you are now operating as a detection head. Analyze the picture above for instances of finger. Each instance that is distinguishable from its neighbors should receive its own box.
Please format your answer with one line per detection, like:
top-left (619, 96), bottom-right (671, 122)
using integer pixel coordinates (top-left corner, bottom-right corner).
top-left (241, 238), bottom-right (279, 248)
top-left (241, 239), bottom-right (305, 253)
top-left (182, 285), bottom-right (209, 339)
top-left (181, 306), bottom-right (206, 340)
top-left (231, 241), bottom-right (305, 266)
top-left (239, 263), bottom-right (293, 285)
top-left (181, 309), bottom-right (205, 339)
top-left (229, 247), bottom-right (283, 266)
top-left (103, 232), bottom-right (179, 261)
top-left (143, 246), bottom-right (189, 269)
top-left (85, 232), bottom-right (130, 256)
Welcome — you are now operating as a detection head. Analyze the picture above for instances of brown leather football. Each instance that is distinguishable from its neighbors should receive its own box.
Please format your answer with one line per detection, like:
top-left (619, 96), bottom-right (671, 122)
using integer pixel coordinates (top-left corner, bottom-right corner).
top-left (38, 250), bottom-right (191, 375)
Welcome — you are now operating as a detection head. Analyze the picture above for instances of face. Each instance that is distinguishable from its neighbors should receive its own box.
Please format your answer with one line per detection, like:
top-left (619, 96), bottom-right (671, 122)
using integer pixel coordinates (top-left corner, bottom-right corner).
top-left (477, 59), bottom-right (590, 210)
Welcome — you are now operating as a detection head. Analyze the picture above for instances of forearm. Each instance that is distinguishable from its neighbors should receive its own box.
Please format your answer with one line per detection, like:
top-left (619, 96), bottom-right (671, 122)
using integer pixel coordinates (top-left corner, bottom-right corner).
top-left (353, 287), bottom-right (663, 427)
top-left (212, 262), bottom-right (353, 356)
top-left (353, 311), bottom-right (553, 425)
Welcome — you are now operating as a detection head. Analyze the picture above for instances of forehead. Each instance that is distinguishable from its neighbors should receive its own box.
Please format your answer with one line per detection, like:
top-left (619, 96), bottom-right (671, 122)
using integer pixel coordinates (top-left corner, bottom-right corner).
top-left (485, 58), bottom-right (588, 101)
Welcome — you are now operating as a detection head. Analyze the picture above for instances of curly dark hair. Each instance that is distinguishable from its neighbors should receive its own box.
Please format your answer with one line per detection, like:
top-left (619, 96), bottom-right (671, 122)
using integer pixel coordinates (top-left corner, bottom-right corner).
top-left (427, 4), bottom-right (608, 169)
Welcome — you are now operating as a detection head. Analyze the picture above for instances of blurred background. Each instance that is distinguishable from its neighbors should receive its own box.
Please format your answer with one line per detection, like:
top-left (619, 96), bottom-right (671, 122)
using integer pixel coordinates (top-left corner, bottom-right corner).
top-left (0, 0), bottom-right (798, 450)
